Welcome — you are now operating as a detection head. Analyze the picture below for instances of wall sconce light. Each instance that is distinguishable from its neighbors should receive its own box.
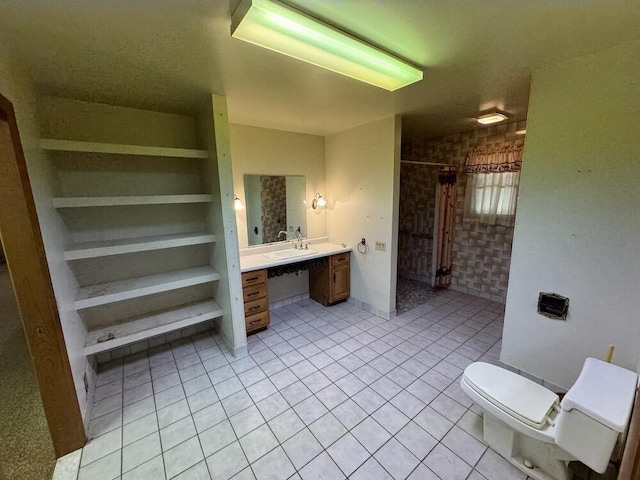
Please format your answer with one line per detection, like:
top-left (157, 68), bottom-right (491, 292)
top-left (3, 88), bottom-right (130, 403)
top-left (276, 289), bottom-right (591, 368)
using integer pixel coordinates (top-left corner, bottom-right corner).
top-left (312, 193), bottom-right (327, 210)
top-left (234, 194), bottom-right (245, 211)
top-left (475, 109), bottom-right (509, 125)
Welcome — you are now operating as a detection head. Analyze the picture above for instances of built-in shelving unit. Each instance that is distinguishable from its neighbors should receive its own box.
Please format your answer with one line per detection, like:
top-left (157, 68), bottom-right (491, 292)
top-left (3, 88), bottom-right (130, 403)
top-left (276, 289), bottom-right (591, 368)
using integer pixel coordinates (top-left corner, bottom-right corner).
top-left (41, 107), bottom-right (228, 357)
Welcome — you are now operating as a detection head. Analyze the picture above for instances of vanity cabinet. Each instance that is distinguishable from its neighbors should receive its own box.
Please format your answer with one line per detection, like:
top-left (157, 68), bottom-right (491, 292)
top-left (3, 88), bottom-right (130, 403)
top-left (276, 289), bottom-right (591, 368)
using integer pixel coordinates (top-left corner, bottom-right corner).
top-left (242, 269), bottom-right (270, 334)
top-left (309, 252), bottom-right (350, 306)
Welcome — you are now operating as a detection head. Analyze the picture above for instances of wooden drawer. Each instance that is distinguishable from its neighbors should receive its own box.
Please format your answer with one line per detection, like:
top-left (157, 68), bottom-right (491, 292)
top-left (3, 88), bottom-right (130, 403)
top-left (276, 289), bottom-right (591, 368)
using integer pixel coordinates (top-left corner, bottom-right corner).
top-left (244, 297), bottom-right (268, 317)
top-left (242, 269), bottom-right (267, 287)
top-left (245, 309), bottom-right (270, 332)
top-left (243, 283), bottom-right (267, 303)
top-left (331, 252), bottom-right (350, 266)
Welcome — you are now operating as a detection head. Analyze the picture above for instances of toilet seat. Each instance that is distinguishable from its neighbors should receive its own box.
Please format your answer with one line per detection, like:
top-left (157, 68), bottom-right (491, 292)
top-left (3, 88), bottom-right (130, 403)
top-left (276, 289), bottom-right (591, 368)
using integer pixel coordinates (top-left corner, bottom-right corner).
top-left (462, 362), bottom-right (560, 442)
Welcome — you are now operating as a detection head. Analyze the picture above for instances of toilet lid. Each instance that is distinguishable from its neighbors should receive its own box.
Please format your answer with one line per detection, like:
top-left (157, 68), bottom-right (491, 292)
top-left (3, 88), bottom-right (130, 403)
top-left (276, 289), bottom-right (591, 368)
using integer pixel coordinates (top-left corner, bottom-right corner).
top-left (463, 362), bottom-right (559, 429)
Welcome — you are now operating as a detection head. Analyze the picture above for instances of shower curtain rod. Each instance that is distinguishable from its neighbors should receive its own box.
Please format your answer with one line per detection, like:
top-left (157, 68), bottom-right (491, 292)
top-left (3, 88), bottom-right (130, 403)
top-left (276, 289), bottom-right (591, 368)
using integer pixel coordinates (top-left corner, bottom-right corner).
top-left (400, 160), bottom-right (451, 167)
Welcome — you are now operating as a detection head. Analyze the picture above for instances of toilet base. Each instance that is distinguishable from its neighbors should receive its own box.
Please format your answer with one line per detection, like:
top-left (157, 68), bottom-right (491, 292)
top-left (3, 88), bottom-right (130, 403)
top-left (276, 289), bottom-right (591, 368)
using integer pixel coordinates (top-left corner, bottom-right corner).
top-left (483, 413), bottom-right (575, 480)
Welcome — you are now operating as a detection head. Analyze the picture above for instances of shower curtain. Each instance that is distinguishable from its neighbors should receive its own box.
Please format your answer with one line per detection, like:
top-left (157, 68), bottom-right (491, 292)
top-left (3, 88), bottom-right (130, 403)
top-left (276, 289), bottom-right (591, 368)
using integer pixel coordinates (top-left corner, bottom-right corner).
top-left (434, 166), bottom-right (457, 288)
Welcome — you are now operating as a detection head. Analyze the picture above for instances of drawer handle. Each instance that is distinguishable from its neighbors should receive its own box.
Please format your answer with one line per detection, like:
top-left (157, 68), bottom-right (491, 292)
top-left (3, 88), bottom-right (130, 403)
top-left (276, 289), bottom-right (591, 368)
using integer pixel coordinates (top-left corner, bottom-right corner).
top-left (250, 319), bottom-right (262, 325)
top-left (245, 276), bottom-right (259, 282)
top-left (247, 291), bottom-right (260, 297)
top-left (248, 306), bottom-right (261, 313)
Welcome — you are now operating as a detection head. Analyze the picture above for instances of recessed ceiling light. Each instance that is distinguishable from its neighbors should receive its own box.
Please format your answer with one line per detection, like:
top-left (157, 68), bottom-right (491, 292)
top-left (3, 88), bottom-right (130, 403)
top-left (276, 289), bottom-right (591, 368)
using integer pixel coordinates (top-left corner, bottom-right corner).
top-left (475, 110), bottom-right (509, 125)
top-left (231, 0), bottom-right (423, 91)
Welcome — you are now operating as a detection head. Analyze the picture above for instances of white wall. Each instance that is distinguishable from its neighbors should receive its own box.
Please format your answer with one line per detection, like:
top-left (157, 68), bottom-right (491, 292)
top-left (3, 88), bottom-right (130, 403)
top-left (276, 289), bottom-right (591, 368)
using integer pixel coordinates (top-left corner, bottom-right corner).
top-left (325, 116), bottom-right (401, 318)
top-left (0, 53), bottom-right (92, 423)
top-left (502, 39), bottom-right (640, 389)
top-left (229, 124), bottom-right (326, 248)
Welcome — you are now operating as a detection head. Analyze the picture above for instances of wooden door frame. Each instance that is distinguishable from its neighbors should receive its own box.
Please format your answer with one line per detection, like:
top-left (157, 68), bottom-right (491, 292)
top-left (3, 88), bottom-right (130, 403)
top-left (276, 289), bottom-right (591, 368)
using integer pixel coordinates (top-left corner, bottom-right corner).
top-left (620, 388), bottom-right (640, 479)
top-left (0, 93), bottom-right (85, 457)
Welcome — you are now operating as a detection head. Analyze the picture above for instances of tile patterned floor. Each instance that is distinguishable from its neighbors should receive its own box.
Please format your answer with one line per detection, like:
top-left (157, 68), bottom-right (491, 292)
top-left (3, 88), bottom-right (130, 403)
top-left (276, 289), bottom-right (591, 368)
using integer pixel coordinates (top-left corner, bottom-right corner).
top-left (72, 290), bottom-right (533, 480)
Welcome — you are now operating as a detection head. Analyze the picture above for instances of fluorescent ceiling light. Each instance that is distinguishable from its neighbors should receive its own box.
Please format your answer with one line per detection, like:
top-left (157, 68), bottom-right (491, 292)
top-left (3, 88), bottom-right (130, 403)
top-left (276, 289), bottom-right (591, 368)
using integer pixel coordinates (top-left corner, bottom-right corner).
top-left (475, 110), bottom-right (509, 125)
top-left (231, 0), bottom-right (423, 91)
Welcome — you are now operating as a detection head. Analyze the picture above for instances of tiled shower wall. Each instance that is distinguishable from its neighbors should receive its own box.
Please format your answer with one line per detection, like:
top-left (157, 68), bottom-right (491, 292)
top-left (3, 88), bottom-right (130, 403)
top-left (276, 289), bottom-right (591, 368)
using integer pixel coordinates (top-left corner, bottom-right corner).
top-left (401, 120), bottom-right (526, 303)
top-left (260, 175), bottom-right (287, 244)
top-left (397, 163), bottom-right (439, 282)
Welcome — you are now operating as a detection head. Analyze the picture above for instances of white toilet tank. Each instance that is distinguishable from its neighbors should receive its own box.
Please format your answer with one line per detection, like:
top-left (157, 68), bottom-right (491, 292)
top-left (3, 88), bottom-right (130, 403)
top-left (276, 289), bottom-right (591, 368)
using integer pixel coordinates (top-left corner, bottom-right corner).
top-left (555, 358), bottom-right (638, 473)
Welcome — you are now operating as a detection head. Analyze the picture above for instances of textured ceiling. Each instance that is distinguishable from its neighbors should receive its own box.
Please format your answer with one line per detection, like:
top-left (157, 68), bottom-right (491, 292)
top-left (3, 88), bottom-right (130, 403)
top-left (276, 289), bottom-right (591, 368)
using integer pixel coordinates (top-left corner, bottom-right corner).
top-left (1, 0), bottom-right (640, 141)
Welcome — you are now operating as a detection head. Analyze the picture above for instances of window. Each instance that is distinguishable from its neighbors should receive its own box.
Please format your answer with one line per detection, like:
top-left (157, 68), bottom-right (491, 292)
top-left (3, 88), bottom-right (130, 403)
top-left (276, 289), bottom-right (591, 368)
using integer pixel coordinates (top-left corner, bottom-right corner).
top-left (464, 170), bottom-right (520, 225)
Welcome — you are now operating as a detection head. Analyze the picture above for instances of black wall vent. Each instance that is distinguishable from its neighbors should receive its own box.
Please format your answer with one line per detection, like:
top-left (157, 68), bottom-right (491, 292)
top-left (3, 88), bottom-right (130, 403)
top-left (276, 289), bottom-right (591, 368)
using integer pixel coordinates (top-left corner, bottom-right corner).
top-left (538, 292), bottom-right (569, 320)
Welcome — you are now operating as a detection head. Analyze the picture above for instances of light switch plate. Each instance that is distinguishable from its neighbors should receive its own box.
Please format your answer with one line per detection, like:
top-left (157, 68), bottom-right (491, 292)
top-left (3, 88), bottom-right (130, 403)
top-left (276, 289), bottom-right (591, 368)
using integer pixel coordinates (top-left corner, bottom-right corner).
top-left (375, 241), bottom-right (386, 251)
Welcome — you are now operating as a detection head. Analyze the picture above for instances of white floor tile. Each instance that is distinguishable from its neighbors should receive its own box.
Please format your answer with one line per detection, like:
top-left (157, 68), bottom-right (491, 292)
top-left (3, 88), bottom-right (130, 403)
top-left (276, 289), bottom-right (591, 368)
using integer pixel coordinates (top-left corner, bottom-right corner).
top-left (160, 416), bottom-right (197, 452)
top-left (351, 417), bottom-right (391, 454)
top-left (298, 451), bottom-right (345, 480)
top-left (269, 408), bottom-right (304, 443)
top-left (123, 412), bottom-right (158, 446)
top-left (424, 443), bottom-right (473, 480)
top-left (78, 450), bottom-right (121, 480)
top-left (255, 392), bottom-right (289, 421)
top-left (372, 403), bottom-right (410, 435)
top-left (350, 457), bottom-right (393, 480)
top-left (395, 421), bottom-right (438, 461)
top-left (238, 424), bottom-right (279, 463)
top-left (229, 405), bottom-right (265, 438)
top-left (158, 398), bottom-right (192, 430)
top-left (475, 448), bottom-right (527, 480)
top-left (191, 401), bottom-right (226, 433)
top-left (250, 446), bottom-right (295, 480)
top-left (164, 436), bottom-right (205, 479)
top-left (171, 460), bottom-right (210, 480)
top-left (81, 428), bottom-right (122, 467)
top-left (413, 406), bottom-right (454, 440)
top-left (83, 293), bottom-right (507, 480)
top-left (375, 438), bottom-right (420, 480)
top-left (281, 428), bottom-right (324, 470)
top-left (122, 431), bottom-right (161, 473)
top-left (293, 395), bottom-right (328, 425)
top-left (187, 386), bottom-right (219, 413)
top-left (121, 455), bottom-right (165, 480)
top-left (442, 425), bottom-right (487, 466)
top-left (326, 433), bottom-right (369, 477)
top-left (199, 419), bottom-right (236, 457)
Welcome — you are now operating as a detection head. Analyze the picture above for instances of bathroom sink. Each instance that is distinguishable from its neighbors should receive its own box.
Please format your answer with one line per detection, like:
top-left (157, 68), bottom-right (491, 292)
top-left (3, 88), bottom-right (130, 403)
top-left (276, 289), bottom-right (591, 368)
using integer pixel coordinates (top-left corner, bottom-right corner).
top-left (264, 249), bottom-right (317, 260)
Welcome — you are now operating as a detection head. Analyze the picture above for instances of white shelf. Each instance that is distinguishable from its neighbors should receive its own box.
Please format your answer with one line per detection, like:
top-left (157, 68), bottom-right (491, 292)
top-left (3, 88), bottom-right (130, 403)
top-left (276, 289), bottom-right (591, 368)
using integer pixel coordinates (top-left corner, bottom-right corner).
top-left (65, 232), bottom-right (216, 260)
top-left (75, 266), bottom-right (220, 310)
top-left (40, 138), bottom-right (209, 159)
top-left (53, 194), bottom-right (213, 208)
top-left (84, 299), bottom-right (224, 356)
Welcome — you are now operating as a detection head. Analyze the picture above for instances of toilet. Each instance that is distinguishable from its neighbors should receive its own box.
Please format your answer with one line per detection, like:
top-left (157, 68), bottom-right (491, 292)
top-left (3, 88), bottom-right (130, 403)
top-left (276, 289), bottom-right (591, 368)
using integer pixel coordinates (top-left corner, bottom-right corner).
top-left (460, 358), bottom-right (638, 480)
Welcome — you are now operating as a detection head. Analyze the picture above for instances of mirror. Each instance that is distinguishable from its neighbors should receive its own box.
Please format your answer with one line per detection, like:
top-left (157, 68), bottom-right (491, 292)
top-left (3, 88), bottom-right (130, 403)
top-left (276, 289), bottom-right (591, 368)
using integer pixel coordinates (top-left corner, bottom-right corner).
top-left (243, 174), bottom-right (307, 246)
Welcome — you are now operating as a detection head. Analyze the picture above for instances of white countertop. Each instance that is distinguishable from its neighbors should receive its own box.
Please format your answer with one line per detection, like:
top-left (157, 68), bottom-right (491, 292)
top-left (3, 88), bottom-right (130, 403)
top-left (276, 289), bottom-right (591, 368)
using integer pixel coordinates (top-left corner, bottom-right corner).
top-left (239, 237), bottom-right (351, 272)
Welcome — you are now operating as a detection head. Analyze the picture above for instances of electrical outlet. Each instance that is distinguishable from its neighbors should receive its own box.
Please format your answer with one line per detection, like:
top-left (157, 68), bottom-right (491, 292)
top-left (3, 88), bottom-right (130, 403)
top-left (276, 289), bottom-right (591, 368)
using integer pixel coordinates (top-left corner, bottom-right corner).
top-left (375, 241), bottom-right (386, 251)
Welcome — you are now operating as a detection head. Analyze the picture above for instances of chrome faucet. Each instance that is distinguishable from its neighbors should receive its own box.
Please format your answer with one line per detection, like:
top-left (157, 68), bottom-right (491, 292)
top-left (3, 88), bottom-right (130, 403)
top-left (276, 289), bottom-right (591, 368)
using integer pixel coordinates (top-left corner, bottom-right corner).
top-left (277, 231), bottom-right (288, 241)
top-left (295, 227), bottom-right (304, 249)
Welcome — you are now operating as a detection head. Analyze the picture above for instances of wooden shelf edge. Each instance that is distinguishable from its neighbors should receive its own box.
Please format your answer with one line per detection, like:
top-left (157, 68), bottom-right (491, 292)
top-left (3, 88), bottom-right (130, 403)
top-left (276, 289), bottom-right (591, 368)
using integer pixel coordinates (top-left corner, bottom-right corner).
top-left (53, 194), bottom-right (213, 208)
top-left (84, 301), bottom-right (224, 356)
top-left (75, 268), bottom-right (221, 310)
top-left (64, 233), bottom-right (217, 260)
top-left (40, 138), bottom-right (209, 159)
